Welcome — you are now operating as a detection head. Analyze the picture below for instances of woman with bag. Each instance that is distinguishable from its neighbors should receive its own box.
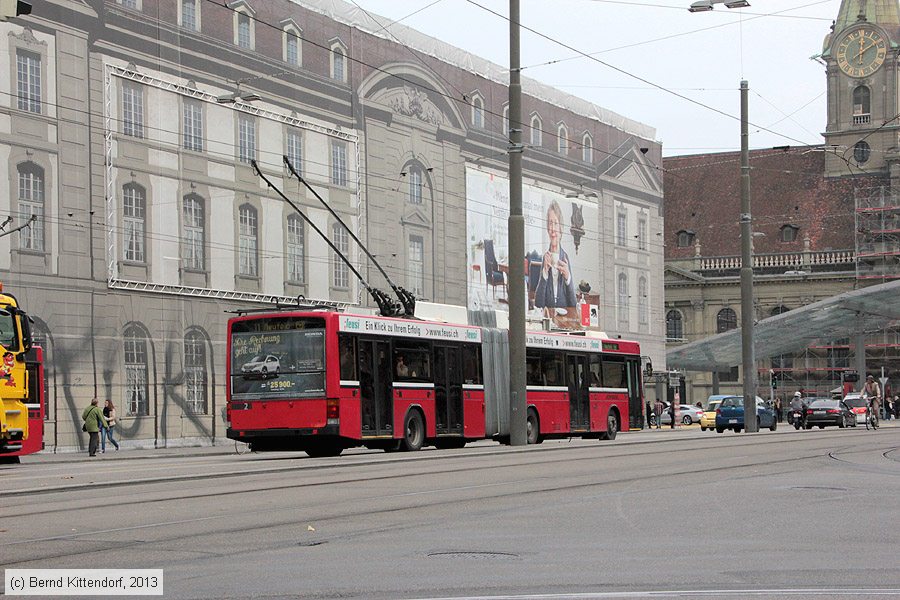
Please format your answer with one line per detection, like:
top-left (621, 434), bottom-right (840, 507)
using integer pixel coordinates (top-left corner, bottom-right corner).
top-left (101, 399), bottom-right (120, 452)
top-left (81, 398), bottom-right (107, 457)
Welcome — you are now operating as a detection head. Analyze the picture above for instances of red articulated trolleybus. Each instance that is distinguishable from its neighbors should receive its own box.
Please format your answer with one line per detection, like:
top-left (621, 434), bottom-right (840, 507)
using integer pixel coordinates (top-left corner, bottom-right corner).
top-left (226, 308), bottom-right (644, 457)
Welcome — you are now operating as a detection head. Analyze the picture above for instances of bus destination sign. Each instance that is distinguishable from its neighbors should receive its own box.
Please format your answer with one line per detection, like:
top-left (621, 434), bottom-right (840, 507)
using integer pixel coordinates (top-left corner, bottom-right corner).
top-left (338, 315), bottom-right (482, 343)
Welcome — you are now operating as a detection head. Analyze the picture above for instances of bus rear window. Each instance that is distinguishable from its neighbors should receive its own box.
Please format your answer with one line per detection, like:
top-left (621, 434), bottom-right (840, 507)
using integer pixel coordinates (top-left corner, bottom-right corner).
top-left (230, 317), bottom-right (326, 399)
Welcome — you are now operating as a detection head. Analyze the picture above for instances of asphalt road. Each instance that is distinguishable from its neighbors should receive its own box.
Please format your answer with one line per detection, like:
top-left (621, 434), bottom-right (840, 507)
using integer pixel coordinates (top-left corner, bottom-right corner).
top-left (1, 425), bottom-right (899, 600)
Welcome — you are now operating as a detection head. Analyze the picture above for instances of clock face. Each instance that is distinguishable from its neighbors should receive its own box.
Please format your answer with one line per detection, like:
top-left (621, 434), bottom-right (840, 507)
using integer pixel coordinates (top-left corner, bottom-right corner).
top-left (837, 28), bottom-right (888, 78)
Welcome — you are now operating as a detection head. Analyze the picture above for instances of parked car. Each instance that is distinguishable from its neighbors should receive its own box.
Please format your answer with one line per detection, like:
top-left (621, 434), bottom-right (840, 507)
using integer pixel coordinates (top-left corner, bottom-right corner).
top-left (241, 354), bottom-right (281, 375)
top-left (842, 392), bottom-right (868, 425)
top-left (805, 398), bottom-right (856, 429)
top-left (715, 395), bottom-right (777, 433)
top-left (700, 395), bottom-right (729, 431)
top-left (659, 403), bottom-right (705, 425)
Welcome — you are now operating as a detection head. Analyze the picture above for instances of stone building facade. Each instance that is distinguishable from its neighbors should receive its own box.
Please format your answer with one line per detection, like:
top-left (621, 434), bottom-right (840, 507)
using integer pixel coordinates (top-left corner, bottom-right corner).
top-left (663, 0), bottom-right (900, 404)
top-left (4, 0), bottom-right (663, 450)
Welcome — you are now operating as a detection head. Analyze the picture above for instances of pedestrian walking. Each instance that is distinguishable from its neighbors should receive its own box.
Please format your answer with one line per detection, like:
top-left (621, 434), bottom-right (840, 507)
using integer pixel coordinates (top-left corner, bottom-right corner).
top-left (894, 395), bottom-right (900, 420)
top-left (886, 395), bottom-right (896, 421)
top-left (101, 399), bottom-right (120, 452)
top-left (654, 398), bottom-right (664, 429)
top-left (81, 398), bottom-right (107, 457)
top-left (645, 401), bottom-right (652, 429)
top-left (774, 395), bottom-right (783, 423)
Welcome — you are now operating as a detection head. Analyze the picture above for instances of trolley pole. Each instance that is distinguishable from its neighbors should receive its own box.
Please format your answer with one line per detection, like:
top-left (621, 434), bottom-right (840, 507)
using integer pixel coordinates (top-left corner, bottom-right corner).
top-left (507, 0), bottom-right (527, 445)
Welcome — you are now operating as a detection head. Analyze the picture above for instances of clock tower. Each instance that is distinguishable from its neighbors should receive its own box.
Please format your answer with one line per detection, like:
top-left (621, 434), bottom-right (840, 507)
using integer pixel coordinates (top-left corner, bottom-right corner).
top-left (823, 0), bottom-right (900, 178)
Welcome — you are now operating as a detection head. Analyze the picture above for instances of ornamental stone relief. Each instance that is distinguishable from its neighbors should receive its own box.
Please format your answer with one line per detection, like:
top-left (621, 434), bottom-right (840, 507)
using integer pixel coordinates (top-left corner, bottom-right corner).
top-left (386, 86), bottom-right (443, 126)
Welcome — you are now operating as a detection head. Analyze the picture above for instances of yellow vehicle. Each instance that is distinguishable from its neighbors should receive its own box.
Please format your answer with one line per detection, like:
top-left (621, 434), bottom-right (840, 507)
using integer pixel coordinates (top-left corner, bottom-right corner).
top-left (699, 396), bottom-right (727, 431)
top-left (0, 283), bottom-right (33, 455)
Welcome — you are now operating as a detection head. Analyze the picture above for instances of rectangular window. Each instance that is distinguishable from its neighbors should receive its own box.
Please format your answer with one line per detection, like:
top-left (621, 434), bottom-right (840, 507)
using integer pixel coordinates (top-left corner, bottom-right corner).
top-left (181, 0), bottom-right (197, 30)
top-left (239, 206), bottom-right (258, 277)
top-left (16, 51), bottom-right (41, 114)
top-left (237, 12), bottom-right (252, 49)
top-left (332, 224), bottom-right (349, 288)
top-left (239, 115), bottom-right (256, 164)
top-left (409, 169), bottom-right (422, 205)
top-left (286, 33), bottom-right (299, 65)
top-left (638, 218), bottom-right (647, 251)
top-left (122, 82), bottom-right (144, 138)
top-left (331, 141), bottom-right (347, 186)
top-left (616, 212), bottom-right (627, 247)
top-left (184, 336), bottom-right (207, 414)
top-left (287, 217), bottom-right (305, 282)
top-left (333, 49), bottom-right (345, 81)
top-left (183, 100), bottom-right (203, 152)
top-left (183, 196), bottom-right (204, 271)
top-left (409, 235), bottom-right (424, 297)
top-left (286, 130), bottom-right (302, 174)
top-left (124, 337), bottom-right (148, 416)
top-left (121, 0), bottom-right (139, 8)
top-left (123, 187), bottom-right (145, 263)
top-left (18, 169), bottom-right (44, 252)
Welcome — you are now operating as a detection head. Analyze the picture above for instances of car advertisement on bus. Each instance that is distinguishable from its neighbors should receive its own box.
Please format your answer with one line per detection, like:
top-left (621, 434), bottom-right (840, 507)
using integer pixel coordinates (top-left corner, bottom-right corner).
top-left (230, 322), bottom-right (326, 400)
top-left (466, 167), bottom-right (601, 330)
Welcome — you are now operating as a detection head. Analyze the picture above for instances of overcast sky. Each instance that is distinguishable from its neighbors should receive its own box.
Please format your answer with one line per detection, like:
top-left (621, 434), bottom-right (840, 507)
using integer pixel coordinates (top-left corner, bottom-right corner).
top-left (348, 0), bottom-right (841, 157)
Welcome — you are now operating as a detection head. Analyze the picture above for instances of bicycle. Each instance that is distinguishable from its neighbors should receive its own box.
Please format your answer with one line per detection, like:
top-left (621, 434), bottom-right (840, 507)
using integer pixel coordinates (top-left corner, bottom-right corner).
top-left (865, 399), bottom-right (879, 431)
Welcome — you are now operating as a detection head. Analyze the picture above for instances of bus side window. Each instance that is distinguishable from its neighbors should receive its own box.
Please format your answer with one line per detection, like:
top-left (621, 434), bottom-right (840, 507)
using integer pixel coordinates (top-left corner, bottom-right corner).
top-left (526, 349), bottom-right (542, 386)
top-left (339, 334), bottom-right (357, 380)
top-left (542, 351), bottom-right (564, 386)
top-left (462, 344), bottom-right (482, 385)
top-left (589, 354), bottom-right (602, 387)
top-left (394, 340), bottom-right (431, 381)
top-left (601, 357), bottom-right (626, 388)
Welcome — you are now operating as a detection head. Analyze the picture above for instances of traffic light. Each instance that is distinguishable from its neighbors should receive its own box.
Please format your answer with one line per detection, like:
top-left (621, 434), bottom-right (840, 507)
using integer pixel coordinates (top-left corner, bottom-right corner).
top-left (770, 370), bottom-right (778, 389)
top-left (0, 0), bottom-right (31, 21)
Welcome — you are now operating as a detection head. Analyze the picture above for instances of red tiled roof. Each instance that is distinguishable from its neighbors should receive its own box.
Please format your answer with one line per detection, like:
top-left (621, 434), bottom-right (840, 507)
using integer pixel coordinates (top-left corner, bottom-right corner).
top-left (662, 148), bottom-right (886, 259)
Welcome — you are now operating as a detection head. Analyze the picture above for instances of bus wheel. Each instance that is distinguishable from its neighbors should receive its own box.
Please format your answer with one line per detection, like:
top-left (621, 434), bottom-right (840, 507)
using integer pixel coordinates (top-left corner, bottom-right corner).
top-left (599, 412), bottom-right (618, 441)
top-left (401, 410), bottom-right (425, 451)
top-left (526, 409), bottom-right (540, 445)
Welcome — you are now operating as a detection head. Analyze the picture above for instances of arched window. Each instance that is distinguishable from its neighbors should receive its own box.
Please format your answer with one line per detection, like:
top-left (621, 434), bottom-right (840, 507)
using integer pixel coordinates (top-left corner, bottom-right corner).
top-left (331, 42), bottom-right (347, 82)
top-left (582, 133), bottom-right (593, 163)
top-left (471, 95), bottom-right (484, 128)
top-left (123, 324), bottom-right (150, 416)
top-left (182, 194), bottom-right (204, 271)
top-left (852, 85), bottom-right (870, 117)
top-left (17, 162), bottom-right (44, 251)
top-left (184, 329), bottom-right (208, 414)
top-left (530, 114), bottom-right (542, 147)
top-left (409, 165), bottom-right (423, 205)
top-left (283, 22), bottom-right (302, 66)
top-left (617, 272), bottom-right (629, 326)
top-left (666, 310), bottom-right (683, 341)
top-left (286, 214), bottom-right (304, 282)
top-left (716, 308), bottom-right (737, 333)
top-left (638, 277), bottom-right (648, 325)
top-left (557, 123), bottom-right (568, 154)
top-left (238, 204), bottom-right (258, 277)
top-left (123, 183), bottom-right (146, 262)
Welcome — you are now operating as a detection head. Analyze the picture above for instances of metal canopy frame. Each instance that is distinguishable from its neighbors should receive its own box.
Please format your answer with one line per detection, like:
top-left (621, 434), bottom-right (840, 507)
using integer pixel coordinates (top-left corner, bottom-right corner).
top-left (667, 279), bottom-right (900, 371)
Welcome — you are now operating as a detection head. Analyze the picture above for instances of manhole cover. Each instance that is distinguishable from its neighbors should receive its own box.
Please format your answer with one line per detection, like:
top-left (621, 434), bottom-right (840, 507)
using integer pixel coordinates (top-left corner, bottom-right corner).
top-left (427, 551), bottom-right (519, 560)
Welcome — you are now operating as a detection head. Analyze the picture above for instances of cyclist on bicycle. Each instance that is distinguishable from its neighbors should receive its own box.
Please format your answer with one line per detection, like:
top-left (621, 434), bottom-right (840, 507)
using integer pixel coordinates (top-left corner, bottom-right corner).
top-left (863, 374), bottom-right (881, 426)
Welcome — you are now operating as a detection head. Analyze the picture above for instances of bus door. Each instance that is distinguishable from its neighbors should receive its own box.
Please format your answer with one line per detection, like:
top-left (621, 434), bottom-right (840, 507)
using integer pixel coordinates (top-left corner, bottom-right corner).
top-left (567, 354), bottom-right (590, 431)
top-left (626, 358), bottom-right (644, 429)
top-left (359, 339), bottom-right (393, 435)
top-left (434, 345), bottom-right (463, 435)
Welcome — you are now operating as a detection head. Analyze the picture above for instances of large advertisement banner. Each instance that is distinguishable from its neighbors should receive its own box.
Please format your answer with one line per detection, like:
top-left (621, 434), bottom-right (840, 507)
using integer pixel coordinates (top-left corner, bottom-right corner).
top-left (466, 168), bottom-right (601, 330)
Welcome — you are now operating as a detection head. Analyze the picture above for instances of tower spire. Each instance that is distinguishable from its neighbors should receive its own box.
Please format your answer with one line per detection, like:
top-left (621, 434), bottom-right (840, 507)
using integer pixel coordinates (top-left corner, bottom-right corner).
top-left (834, 0), bottom-right (899, 34)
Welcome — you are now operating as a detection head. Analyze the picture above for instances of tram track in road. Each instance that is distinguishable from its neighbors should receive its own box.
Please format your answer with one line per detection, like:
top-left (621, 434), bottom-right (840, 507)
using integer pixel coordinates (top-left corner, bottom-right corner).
top-left (2, 426), bottom-right (882, 500)
top-left (0, 433), bottom-right (870, 569)
top-left (826, 443), bottom-right (900, 475)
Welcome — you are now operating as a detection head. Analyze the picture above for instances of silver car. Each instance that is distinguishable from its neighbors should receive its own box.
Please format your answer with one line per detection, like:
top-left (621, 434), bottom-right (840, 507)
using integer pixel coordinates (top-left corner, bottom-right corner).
top-left (659, 403), bottom-right (706, 425)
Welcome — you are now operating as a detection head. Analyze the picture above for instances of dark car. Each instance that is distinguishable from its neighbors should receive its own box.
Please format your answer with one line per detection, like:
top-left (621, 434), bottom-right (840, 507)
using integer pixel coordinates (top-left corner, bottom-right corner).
top-left (715, 395), bottom-right (777, 433)
top-left (804, 398), bottom-right (856, 429)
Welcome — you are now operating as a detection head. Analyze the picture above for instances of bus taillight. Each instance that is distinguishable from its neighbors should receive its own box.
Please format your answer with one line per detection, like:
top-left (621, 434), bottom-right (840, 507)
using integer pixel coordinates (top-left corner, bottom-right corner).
top-left (326, 398), bottom-right (339, 425)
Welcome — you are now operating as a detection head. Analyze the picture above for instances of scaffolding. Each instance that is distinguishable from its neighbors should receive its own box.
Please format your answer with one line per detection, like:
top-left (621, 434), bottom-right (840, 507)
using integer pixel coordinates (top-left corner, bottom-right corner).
top-left (855, 185), bottom-right (900, 281)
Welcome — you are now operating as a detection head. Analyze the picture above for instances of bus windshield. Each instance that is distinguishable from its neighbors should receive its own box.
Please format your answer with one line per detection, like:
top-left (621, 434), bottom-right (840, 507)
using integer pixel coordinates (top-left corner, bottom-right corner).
top-left (230, 317), bottom-right (326, 400)
top-left (0, 310), bottom-right (17, 350)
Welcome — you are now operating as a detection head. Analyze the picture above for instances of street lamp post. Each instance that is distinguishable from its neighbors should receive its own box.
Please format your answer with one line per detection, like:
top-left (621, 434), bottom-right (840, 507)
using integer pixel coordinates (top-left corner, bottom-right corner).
top-left (690, 0), bottom-right (757, 432)
top-left (739, 80), bottom-right (758, 432)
